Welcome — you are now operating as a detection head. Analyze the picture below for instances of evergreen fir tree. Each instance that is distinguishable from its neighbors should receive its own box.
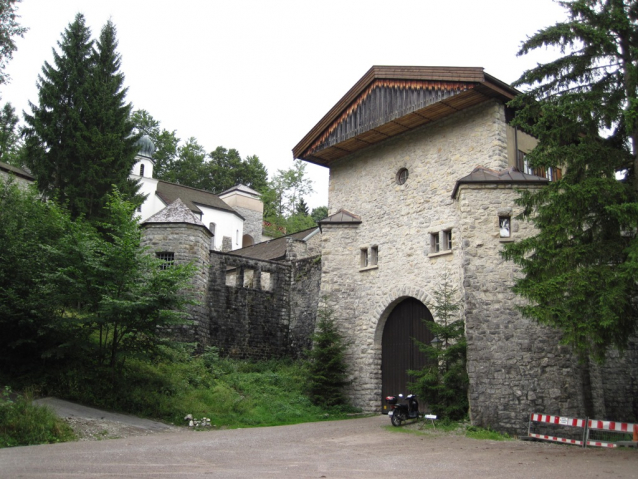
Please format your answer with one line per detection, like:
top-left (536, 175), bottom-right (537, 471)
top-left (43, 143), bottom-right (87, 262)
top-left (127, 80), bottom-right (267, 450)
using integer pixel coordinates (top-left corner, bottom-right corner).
top-left (307, 306), bottom-right (351, 409)
top-left (502, 0), bottom-right (638, 360)
top-left (24, 14), bottom-right (139, 223)
top-left (85, 20), bottom-right (140, 219)
top-left (410, 278), bottom-right (468, 420)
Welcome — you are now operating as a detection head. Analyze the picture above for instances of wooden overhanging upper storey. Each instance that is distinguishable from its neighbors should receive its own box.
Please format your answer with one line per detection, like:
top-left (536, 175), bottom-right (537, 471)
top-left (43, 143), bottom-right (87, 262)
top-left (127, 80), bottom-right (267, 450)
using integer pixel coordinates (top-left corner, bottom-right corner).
top-left (292, 66), bottom-right (519, 166)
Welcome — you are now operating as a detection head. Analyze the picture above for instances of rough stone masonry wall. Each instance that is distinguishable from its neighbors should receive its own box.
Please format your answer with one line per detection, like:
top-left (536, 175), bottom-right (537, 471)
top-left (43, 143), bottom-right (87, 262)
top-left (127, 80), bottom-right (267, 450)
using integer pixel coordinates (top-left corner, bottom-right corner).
top-left (233, 205), bottom-right (263, 244)
top-left (320, 101), bottom-right (509, 412)
top-left (289, 255), bottom-right (322, 356)
top-left (141, 222), bottom-right (211, 347)
top-left (457, 184), bottom-right (595, 435)
top-left (208, 252), bottom-right (291, 359)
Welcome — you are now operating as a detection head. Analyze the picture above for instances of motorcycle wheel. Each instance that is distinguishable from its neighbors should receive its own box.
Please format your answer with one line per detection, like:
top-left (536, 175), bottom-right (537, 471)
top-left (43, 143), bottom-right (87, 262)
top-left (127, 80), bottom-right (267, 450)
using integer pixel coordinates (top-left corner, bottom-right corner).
top-left (390, 410), bottom-right (404, 427)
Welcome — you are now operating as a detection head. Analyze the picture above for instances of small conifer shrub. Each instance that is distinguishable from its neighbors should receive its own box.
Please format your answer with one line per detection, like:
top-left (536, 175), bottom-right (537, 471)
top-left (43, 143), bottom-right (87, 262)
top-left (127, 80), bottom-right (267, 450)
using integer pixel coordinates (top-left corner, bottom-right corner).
top-left (307, 305), bottom-right (351, 409)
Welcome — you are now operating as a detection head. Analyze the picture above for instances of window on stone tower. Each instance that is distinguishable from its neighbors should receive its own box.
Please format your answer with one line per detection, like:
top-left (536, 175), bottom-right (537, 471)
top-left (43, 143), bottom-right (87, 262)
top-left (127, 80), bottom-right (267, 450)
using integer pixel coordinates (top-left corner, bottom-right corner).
top-left (499, 216), bottom-right (511, 238)
top-left (370, 245), bottom-right (378, 266)
top-left (139, 164), bottom-right (145, 177)
top-left (156, 252), bottom-right (174, 270)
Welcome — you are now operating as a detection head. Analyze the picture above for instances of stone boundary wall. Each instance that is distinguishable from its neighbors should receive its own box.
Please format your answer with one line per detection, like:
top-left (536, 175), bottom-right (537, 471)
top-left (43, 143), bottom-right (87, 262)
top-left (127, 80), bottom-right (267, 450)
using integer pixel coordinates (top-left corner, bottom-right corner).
top-left (289, 255), bottom-right (322, 356)
top-left (208, 252), bottom-right (292, 359)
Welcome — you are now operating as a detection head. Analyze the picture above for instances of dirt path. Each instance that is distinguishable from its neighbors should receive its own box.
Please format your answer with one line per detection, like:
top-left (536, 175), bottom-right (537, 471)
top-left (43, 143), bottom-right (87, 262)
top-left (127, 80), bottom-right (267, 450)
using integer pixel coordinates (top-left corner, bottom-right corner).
top-left (1, 415), bottom-right (636, 478)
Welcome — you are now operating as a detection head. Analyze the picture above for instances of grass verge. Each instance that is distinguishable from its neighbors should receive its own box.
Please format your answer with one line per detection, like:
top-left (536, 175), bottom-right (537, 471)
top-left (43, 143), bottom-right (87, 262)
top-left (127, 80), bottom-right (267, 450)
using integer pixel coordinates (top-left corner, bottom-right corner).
top-left (0, 387), bottom-right (75, 448)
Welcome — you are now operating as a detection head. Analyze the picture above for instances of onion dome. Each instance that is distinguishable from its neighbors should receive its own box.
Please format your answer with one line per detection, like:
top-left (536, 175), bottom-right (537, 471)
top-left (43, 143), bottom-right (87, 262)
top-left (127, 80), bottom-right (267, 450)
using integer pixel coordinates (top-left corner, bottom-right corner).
top-left (136, 135), bottom-right (155, 158)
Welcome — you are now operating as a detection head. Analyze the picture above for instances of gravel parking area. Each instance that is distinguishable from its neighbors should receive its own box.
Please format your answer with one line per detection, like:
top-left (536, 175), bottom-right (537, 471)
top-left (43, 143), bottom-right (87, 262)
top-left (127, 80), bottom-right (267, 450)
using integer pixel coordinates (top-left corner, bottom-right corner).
top-left (1, 414), bottom-right (636, 478)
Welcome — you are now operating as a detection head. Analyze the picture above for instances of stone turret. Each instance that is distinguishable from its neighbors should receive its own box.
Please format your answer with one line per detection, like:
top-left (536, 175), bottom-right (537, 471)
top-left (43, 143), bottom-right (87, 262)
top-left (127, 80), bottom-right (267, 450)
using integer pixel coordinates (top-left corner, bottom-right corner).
top-left (140, 198), bottom-right (212, 347)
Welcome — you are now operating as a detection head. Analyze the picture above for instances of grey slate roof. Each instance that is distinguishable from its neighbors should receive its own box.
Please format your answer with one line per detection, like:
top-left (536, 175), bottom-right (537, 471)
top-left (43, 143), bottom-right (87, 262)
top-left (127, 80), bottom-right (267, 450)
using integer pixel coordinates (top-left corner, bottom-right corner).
top-left (229, 227), bottom-right (319, 261)
top-left (0, 161), bottom-right (34, 181)
top-left (318, 209), bottom-right (362, 225)
top-left (452, 166), bottom-right (549, 198)
top-left (155, 180), bottom-right (243, 219)
top-left (219, 184), bottom-right (261, 198)
top-left (143, 198), bottom-right (206, 226)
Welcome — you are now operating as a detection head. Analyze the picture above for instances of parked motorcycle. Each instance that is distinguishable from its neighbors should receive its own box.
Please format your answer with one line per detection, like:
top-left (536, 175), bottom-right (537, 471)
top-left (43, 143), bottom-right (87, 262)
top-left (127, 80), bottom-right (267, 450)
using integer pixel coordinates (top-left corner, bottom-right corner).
top-left (385, 393), bottom-right (420, 426)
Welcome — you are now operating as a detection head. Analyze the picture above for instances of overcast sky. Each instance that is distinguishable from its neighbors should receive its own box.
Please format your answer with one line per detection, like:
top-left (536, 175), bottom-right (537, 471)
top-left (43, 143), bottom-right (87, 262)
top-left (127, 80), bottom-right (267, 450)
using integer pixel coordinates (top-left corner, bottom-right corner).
top-left (2, 0), bottom-right (566, 209)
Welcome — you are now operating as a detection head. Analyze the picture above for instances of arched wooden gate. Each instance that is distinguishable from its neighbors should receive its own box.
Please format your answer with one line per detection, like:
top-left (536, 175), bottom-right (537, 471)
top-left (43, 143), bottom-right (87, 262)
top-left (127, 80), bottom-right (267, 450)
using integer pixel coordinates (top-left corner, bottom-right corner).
top-left (381, 297), bottom-right (434, 412)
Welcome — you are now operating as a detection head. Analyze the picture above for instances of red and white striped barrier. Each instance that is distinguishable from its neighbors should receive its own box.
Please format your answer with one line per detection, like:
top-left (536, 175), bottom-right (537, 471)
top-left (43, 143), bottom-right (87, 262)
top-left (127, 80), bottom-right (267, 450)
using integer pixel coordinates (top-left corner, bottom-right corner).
top-left (528, 413), bottom-right (637, 448)
top-left (528, 413), bottom-right (587, 447)
top-left (530, 413), bottom-right (586, 428)
top-left (528, 433), bottom-right (583, 446)
top-left (586, 420), bottom-right (637, 448)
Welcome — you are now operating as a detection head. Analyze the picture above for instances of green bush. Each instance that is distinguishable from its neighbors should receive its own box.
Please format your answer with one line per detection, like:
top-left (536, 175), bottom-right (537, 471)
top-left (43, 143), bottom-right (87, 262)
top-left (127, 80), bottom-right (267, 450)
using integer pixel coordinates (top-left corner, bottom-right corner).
top-left (0, 387), bottom-right (75, 448)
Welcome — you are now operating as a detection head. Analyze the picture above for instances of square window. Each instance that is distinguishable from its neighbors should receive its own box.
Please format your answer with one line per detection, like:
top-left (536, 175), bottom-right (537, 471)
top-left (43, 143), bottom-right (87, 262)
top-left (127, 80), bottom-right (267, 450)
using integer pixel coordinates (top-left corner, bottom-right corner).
top-left (156, 252), bottom-right (174, 270)
top-left (499, 216), bottom-right (511, 238)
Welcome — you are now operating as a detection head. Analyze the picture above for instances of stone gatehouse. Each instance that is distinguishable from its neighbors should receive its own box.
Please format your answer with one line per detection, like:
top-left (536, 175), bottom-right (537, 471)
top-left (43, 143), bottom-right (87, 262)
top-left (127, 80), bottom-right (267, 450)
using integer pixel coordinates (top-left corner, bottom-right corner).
top-left (292, 65), bottom-right (638, 435)
top-left (138, 65), bottom-right (637, 436)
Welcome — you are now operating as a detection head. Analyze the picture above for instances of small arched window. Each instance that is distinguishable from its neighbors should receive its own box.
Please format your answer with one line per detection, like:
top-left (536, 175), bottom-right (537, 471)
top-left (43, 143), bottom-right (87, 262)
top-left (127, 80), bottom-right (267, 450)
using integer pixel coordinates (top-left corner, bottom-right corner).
top-left (139, 164), bottom-right (145, 177)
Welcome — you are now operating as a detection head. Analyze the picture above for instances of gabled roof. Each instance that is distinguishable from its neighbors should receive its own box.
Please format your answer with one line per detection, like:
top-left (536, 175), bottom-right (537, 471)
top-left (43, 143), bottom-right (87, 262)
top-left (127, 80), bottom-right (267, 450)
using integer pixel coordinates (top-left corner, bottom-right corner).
top-left (229, 227), bottom-right (319, 261)
top-left (219, 184), bottom-right (261, 198)
top-left (293, 66), bottom-right (519, 166)
top-left (0, 161), bottom-right (34, 182)
top-left (143, 198), bottom-right (211, 232)
top-left (318, 209), bottom-right (362, 226)
top-left (156, 180), bottom-right (243, 219)
top-left (452, 166), bottom-right (549, 198)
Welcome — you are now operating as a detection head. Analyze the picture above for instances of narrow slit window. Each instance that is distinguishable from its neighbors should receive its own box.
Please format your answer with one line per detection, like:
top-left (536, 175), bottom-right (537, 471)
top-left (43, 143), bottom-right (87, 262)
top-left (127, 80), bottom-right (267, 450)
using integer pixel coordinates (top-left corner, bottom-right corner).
top-left (444, 230), bottom-right (452, 250)
top-left (360, 248), bottom-right (368, 268)
top-left (139, 164), bottom-right (145, 177)
top-left (370, 245), bottom-right (378, 266)
top-left (431, 233), bottom-right (440, 253)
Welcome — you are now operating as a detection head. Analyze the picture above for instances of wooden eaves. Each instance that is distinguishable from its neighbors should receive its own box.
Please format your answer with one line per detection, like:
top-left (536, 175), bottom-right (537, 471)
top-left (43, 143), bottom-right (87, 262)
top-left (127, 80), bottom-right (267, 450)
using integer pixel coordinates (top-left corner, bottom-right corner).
top-left (292, 66), bottom-right (520, 167)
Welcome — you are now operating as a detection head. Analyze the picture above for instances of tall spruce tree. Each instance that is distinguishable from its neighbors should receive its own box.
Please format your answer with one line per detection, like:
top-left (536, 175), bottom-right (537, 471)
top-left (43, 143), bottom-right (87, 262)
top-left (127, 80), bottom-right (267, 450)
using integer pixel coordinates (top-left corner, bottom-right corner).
top-left (502, 0), bottom-right (638, 360)
top-left (23, 14), bottom-right (139, 223)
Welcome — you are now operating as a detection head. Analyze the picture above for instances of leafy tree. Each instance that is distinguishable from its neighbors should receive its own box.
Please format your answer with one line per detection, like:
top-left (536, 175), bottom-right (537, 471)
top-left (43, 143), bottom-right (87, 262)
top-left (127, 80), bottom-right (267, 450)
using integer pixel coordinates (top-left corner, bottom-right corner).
top-left (307, 305), bottom-right (351, 408)
top-left (0, 0), bottom-right (27, 86)
top-left (0, 179), bottom-right (77, 373)
top-left (206, 146), bottom-right (268, 194)
top-left (311, 206), bottom-right (328, 223)
top-left (53, 190), bottom-right (196, 371)
top-left (502, 0), bottom-right (638, 360)
top-left (410, 278), bottom-right (468, 420)
top-left (263, 160), bottom-right (315, 235)
top-left (162, 137), bottom-right (207, 187)
top-left (23, 14), bottom-right (139, 223)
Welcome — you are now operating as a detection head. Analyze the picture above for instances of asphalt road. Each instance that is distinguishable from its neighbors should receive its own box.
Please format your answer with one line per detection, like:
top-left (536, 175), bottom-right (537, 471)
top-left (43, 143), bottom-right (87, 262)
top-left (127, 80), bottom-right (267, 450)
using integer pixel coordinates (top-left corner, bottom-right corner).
top-left (1, 415), bottom-right (637, 478)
